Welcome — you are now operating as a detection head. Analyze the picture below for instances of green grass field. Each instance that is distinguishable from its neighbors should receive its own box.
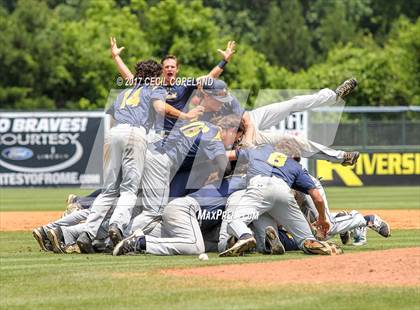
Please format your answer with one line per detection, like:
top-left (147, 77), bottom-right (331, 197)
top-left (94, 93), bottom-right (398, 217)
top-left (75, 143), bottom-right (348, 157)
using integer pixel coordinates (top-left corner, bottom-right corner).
top-left (1, 186), bottom-right (419, 212)
top-left (0, 186), bottom-right (419, 309)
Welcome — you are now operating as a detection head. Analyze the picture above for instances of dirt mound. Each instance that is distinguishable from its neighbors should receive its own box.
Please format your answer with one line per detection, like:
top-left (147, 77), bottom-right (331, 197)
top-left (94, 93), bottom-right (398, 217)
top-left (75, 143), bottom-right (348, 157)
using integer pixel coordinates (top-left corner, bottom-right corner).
top-left (164, 247), bottom-right (420, 286)
top-left (0, 211), bottom-right (62, 231)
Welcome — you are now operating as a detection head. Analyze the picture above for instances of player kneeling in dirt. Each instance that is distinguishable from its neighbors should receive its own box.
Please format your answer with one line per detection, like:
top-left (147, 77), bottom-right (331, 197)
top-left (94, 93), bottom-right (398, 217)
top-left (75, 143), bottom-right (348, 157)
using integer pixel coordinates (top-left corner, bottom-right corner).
top-left (217, 141), bottom-right (342, 257)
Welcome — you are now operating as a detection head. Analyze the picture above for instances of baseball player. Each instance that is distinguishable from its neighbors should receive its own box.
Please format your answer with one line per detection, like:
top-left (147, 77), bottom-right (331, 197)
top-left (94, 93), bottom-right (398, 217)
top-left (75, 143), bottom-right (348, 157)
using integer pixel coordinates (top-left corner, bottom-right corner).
top-left (218, 143), bottom-right (336, 257)
top-left (169, 78), bottom-right (360, 198)
top-left (76, 59), bottom-right (169, 253)
top-left (110, 37), bottom-right (236, 137)
top-left (33, 208), bottom-right (90, 253)
top-left (33, 191), bottom-right (147, 254)
top-left (126, 114), bottom-right (244, 239)
top-left (113, 174), bottom-right (246, 256)
top-left (296, 180), bottom-right (391, 239)
top-left (112, 37), bottom-right (358, 167)
top-left (191, 78), bottom-right (360, 165)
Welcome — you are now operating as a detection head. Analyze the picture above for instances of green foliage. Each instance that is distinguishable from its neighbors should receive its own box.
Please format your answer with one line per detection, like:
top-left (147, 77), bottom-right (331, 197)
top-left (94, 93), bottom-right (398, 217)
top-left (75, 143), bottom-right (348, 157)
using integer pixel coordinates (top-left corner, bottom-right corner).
top-left (386, 17), bottom-right (420, 105)
top-left (259, 0), bottom-right (314, 71)
top-left (0, 0), bottom-right (419, 110)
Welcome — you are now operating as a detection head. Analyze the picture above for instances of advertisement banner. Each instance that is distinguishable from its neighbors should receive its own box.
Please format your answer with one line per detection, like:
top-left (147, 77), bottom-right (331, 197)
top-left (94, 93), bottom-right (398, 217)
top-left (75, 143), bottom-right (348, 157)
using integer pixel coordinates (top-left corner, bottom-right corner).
top-left (0, 112), bottom-right (104, 187)
top-left (315, 152), bottom-right (420, 186)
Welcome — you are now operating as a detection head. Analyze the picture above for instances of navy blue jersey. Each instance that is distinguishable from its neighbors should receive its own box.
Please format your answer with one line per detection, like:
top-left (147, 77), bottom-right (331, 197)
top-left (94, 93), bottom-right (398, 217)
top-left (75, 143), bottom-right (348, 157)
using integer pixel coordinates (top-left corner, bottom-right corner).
top-left (200, 96), bottom-right (245, 123)
top-left (189, 175), bottom-right (245, 208)
top-left (109, 85), bottom-right (166, 130)
top-left (156, 121), bottom-right (226, 170)
top-left (155, 83), bottom-right (196, 132)
top-left (237, 144), bottom-right (316, 194)
top-left (190, 175), bottom-right (246, 231)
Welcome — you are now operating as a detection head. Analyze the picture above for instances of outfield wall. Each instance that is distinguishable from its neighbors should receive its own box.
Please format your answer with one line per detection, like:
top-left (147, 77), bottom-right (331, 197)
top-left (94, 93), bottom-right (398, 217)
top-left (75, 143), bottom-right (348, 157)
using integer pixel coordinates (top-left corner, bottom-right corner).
top-left (314, 152), bottom-right (420, 186)
top-left (1, 109), bottom-right (418, 187)
top-left (0, 112), bottom-right (105, 187)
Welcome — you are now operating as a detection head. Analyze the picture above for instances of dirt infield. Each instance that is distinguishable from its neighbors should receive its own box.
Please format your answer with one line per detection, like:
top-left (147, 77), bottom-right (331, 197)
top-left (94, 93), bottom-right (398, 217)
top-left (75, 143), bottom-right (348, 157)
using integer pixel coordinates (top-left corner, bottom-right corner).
top-left (0, 211), bottom-right (62, 231)
top-left (164, 247), bottom-right (420, 286)
top-left (0, 209), bottom-right (418, 231)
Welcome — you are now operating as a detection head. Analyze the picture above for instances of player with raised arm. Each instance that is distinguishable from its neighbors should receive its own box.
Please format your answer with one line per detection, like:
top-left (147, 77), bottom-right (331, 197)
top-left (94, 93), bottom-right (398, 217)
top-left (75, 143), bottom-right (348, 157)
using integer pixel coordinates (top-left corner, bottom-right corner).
top-left (110, 37), bottom-right (236, 136)
top-left (75, 60), bottom-right (168, 253)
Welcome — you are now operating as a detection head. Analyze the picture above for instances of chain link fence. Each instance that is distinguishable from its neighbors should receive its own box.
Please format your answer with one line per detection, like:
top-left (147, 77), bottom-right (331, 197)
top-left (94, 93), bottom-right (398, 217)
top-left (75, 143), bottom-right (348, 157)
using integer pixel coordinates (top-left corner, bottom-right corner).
top-left (309, 106), bottom-right (420, 151)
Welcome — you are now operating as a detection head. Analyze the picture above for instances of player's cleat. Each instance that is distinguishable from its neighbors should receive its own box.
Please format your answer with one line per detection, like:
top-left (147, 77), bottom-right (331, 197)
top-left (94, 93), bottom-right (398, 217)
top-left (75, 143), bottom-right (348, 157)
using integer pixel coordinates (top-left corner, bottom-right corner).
top-left (66, 194), bottom-right (78, 205)
top-left (77, 232), bottom-right (95, 254)
top-left (62, 202), bottom-right (82, 217)
top-left (303, 239), bottom-right (333, 255)
top-left (342, 151), bottom-right (360, 166)
top-left (109, 224), bottom-right (123, 247)
top-left (226, 235), bottom-right (237, 250)
top-left (32, 226), bottom-right (53, 252)
top-left (334, 211), bottom-right (351, 245)
top-left (265, 226), bottom-right (285, 255)
top-left (113, 229), bottom-right (145, 256)
top-left (339, 231), bottom-right (351, 245)
top-left (64, 243), bottom-right (81, 254)
top-left (368, 215), bottom-right (391, 238)
top-left (326, 242), bottom-right (344, 255)
top-left (219, 234), bottom-right (256, 257)
top-left (47, 227), bottom-right (65, 254)
top-left (335, 78), bottom-right (358, 99)
top-left (353, 227), bottom-right (367, 246)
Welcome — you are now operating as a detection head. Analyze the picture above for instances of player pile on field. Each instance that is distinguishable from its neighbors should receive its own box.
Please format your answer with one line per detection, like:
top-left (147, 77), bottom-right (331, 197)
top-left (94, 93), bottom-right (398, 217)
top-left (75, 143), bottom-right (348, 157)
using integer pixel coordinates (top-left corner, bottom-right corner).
top-left (33, 38), bottom-right (391, 257)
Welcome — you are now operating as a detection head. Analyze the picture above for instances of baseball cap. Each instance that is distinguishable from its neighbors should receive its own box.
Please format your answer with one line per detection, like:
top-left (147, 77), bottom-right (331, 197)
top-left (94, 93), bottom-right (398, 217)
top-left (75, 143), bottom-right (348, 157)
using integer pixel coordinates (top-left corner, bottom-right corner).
top-left (202, 79), bottom-right (233, 103)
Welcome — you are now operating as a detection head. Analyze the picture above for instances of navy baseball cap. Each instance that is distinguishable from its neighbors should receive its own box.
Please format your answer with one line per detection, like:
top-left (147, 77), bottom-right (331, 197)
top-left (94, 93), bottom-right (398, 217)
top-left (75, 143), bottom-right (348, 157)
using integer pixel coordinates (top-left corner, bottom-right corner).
top-left (202, 79), bottom-right (233, 103)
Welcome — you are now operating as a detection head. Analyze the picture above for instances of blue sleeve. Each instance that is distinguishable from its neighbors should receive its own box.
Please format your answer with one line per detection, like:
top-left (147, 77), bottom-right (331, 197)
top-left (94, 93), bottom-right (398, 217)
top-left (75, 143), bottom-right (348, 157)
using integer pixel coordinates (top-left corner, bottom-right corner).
top-left (236, 148), bottom-right (250, 161)
top-left (292, 165), bottom-right (316, 194)
top-left (203, 139), bottom-right (226, 160)
top-left (150, 86), bottom-right (167, 101)
top-left (231, 97), bottom-right (245, 116)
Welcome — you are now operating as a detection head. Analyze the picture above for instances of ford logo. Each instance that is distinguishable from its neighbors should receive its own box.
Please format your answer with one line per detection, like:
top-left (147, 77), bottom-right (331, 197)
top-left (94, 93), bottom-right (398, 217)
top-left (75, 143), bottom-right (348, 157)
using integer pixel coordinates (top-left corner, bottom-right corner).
top-left (1, 147), bottom-right (34, 161)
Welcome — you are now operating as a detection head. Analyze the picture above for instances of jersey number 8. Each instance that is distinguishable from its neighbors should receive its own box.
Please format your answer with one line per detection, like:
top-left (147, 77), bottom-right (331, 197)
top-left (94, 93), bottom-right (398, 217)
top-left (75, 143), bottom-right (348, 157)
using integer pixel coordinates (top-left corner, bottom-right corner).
top-left (267, 152), bottom-right (287, 168)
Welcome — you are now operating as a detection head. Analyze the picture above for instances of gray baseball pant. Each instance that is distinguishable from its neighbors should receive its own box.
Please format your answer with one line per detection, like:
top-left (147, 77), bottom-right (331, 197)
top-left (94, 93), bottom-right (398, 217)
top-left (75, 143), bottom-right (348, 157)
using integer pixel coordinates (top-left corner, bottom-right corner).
top-left (224, 175), bottom-right (316, 250)
top-left (144, 196), bottom-right (205, 255)
top-left (250, 213), bottom-right (281, 253)
top-left (249, 88), bottom-right (345, 162)
top-left (45, 209), bottom-right (90, 230)
top-left (218, 190), bottom-right (244, 252)
top-left (129, 148), bottom-right (172, 235)
top-left (84, 124), bottom-right (148, 240)
top-left (297, 176), bottom-right (366, 238)
top-left (61, 206), bottom-right (116, 245)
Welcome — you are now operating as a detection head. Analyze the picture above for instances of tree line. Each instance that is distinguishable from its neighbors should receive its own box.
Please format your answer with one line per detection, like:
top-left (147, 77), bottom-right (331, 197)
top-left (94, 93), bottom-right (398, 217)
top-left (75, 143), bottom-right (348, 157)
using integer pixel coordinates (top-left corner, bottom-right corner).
top-left (0, 0), bottom-right (419, 110)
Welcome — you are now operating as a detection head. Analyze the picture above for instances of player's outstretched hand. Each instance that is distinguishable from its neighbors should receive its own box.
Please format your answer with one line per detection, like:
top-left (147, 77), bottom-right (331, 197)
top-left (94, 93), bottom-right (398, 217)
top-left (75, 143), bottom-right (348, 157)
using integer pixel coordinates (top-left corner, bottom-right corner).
top-left (186, 106), bottom-right (205, 120)
top-left (314, 217), bottom-right (331, 240)
top-left (218, 41), bottom-right (236, 62)
top-left (110, 37), bottom-right (125, 58)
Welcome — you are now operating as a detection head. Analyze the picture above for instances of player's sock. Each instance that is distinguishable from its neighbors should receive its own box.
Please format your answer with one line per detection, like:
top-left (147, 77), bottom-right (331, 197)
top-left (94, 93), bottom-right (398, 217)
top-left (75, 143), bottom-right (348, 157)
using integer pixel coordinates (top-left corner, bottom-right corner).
top-left (278, 230), bottom-right (299, 251)
top-left (239, 233), bottom-right (253, 240)
top-left (364, 215), bottom-right (375, 225)
top-left (135, 236), bottom-right (147, 252)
